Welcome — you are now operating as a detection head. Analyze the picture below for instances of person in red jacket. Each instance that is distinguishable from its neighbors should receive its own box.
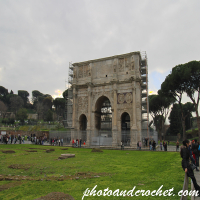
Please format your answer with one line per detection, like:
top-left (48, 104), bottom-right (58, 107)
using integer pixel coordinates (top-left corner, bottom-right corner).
top-left (72, 139), bottom-right (75, 147)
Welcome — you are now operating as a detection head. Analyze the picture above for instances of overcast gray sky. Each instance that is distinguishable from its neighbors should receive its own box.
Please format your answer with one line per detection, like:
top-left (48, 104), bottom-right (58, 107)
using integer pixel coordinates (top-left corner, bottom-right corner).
top-left (0, 0), bottom-right (200, 100)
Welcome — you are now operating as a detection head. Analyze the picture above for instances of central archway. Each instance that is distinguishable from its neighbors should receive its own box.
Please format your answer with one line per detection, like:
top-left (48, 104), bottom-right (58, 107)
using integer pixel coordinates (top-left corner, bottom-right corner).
top-left (95, 96), bottom-right (112, 138)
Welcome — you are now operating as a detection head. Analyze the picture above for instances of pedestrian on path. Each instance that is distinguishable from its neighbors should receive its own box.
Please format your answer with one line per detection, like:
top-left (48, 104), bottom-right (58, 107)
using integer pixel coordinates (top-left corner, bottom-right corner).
top-left (176, 140), bottom-right (179, 151)
top-left (139, 141), bottom-right (142, 150)
top-left (181, 139), bottom-right (200, 196)
top-left (192, 139), bottom-right (199, 171)
top-left (80, 138), bottom-right (82, 148)
top-left (160, 141), bottom-right (162, 151)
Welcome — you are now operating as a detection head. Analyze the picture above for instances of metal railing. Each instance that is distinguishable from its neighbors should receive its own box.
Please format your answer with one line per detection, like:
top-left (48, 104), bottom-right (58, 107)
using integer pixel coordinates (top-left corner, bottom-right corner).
top-left (180, 173), bottom-right (195, 200)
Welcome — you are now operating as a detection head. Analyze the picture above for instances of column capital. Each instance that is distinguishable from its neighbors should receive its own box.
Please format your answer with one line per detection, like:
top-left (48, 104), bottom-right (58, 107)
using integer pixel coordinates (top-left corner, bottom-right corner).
top-left (88, 91), bottom-right (92, 96)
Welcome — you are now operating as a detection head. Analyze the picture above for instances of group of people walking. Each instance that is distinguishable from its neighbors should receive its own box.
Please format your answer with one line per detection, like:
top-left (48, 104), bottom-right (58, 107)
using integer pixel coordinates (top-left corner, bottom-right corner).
top-left (1, 134), bottom-right (24, 144)
top-left (159, 140), bottom-right (169, 151)
top-left (149, 140), bottom-right (156, 151)
top-left (50, 138), bottom-right (63, 146)
top-left (72, 138), bottom-right (85, 148)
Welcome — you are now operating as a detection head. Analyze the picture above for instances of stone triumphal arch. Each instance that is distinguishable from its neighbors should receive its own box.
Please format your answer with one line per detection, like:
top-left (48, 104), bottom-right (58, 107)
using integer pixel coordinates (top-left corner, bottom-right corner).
top-left (70, 51), bottom-right (148, 147)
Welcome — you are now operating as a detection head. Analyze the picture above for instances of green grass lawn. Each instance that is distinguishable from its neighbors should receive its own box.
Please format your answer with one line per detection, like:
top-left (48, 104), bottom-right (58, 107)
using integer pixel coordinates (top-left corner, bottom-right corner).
top-left (0, 145), bottom-right (187, 200)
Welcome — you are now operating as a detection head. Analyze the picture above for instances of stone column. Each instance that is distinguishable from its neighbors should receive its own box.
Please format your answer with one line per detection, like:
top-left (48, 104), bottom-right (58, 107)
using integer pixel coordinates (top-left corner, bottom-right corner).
top-left (72, 87), bottom-right (77, 127)
top-left (86, 85), bottom-right (92, 146)
top-left (136, 82), bottom-right (142, 142)
top-left (130, 81), bottom-right (137, 147)
top-left (112, 84), bottom-right (118, 146)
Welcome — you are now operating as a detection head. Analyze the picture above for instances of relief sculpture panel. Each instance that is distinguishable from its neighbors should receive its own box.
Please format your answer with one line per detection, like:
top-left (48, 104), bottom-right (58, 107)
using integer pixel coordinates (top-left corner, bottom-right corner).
top-left (117, 92), bottom-right (132, 104)
top-left (125, 57), bottom-right (131, 71)
top-left (118, 58), bottom-right (124, 72)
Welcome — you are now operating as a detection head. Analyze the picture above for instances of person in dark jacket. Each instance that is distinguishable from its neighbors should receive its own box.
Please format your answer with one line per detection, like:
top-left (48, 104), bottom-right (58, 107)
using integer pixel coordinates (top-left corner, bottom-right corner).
top-left (192, 139), bottom-right (199, 171)
top-left (165, 142), bottom-right (167, 151)
top-left (181, 139), bottom-right (200, 194)
top-left (189, 140), bottom-right (196, 165)
top-left (152, 140), bottom-right (156, 151)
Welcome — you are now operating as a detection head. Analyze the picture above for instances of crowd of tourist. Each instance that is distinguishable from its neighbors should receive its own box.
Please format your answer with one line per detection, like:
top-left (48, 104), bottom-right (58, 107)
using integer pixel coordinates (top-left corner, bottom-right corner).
top-left (50, 138), bottom-right (64, 146)
top-left (135, 139), bottom-right (176, 151)
top-left (72, 138), bottom-right (85, 148)
top-left (0, 134), bottom-right (25, 144)
top-left (0, 134), bottom-right (48, 145)
top-left (30, 136), bottom-right (48, 145)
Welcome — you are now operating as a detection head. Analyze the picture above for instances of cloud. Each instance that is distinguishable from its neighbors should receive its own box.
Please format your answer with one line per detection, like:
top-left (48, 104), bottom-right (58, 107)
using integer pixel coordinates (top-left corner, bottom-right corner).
top-left (0, 0), bottom-right (200, 100)
top-left (52, 89), bottom-right (63, 99)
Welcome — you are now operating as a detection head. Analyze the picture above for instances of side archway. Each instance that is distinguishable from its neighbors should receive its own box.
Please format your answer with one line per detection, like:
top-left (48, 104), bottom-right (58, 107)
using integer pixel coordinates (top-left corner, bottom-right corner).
top-left (79, 114), bottom-right (87, 143)
top-left (121, 112), bottom-right (130, 146)
top-left (79, 114), bottom-right (87, 130)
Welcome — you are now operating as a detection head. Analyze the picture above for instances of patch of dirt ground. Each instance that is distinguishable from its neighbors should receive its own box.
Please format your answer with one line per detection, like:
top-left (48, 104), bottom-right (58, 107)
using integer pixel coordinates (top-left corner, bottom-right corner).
top-left (0, 181), bottom-right (22, 192)
top-left (91, 148), bottom-right (103, 152)
top-left (8, 164), bottom-right (31, 170)
top-left (2, 150), bottom-right (15, 153)
top-left (0, 172), bottom-right (110, 182)
top-left (34, 192), bottom-right (74, 200)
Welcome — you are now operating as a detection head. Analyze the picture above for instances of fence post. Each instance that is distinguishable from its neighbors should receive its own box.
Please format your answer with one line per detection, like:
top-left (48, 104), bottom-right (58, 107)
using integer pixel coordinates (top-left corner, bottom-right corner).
top-left (180, 173), bottom-right (188, 200)
top-left (191, 179), bottom-right (195, 200)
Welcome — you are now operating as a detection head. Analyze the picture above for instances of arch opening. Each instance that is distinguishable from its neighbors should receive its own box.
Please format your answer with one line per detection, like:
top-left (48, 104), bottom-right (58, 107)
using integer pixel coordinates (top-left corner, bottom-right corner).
top-left (121, 112), bottom-right (130, 146)
top-left (79, 114), bottom-right (87, 143)
top-left (95, 96), bottom-right (112, 137)
top-left (79, 114), bottom-right (87, 130)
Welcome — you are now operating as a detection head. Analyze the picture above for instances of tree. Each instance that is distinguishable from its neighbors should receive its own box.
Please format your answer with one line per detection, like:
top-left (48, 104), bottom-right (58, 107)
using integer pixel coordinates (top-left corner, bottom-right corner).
top-left (182, 61), bottom-right (200, 141)
top-left (0, 86), bottom-right (8, 104)
top-left (161, 63), bottom-right (190, 139)
top-left (18, 90), bottom-right (29, 108)
top-left (62, 89), bottom-right (68, 99)
top-left (169, 102), bottom-right (194, 137)
top-left (32, 90), bottom-right (44, 107)
top-left (53, 98), bottom-right (65, 118)
top-left (182, 102), bottom-right (195, 133)
top-left (0, 101), bottom-right (8, 118)
top-left (161, 61), bottom-right (200, 140)
top-left (10, 95), bottom-right (24, 114)
top-left (16, 108), bottom-right (28, 123)
top-left (149, 93), bottom-right (175, 140)
top-left (168, 104), bottom-right (182, 135)
top-left (33, 93), bottom-right (52, 120)
top-left (45, 109), bottom-right (53, 121)
top-left (36, 102), bottom-right (44, 120)
top-left (43, 96), bottom-right (53, 110)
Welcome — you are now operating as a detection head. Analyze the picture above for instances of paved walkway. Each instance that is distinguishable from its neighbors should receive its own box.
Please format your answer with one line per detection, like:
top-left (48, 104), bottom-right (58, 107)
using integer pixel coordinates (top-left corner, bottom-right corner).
top-left (194, 170), bottom-right (200, 200)
top-left (0, 141), bottom-right (180, 152)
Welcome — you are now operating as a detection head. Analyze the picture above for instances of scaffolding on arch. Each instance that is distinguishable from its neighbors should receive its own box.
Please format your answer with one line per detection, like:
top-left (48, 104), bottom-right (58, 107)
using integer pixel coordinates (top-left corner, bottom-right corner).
top-left (140, 51), bottom-right (150, 143)
top-left (63, 62), bottom-right (73, 128)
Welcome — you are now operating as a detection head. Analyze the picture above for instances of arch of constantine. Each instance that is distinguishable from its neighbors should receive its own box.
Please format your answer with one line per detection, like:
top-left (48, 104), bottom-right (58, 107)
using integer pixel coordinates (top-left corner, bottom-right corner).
top-left (69, 51), bottom-right (148, 147)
